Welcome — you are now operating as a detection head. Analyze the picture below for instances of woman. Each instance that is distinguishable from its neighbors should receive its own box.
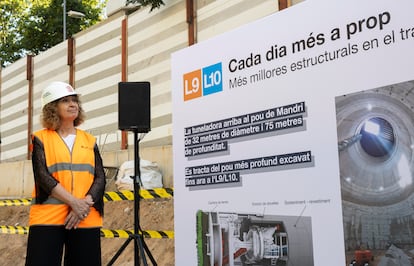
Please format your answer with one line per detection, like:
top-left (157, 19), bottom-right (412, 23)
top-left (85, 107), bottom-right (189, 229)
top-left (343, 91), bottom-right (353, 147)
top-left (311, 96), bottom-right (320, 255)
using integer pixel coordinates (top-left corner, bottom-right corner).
top-left (25, 81), bottom-right (106, 266)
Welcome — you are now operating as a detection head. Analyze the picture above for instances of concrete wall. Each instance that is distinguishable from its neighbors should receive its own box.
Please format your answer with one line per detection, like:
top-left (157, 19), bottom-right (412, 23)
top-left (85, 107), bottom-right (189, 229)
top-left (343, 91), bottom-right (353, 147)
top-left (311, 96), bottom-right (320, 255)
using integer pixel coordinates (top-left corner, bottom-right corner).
top-left (0, 160), bottom-right (33, 199)
top-left (101, 144), bottom-right (174, 188)
top-left (0, 145), bottom-right (173, 199)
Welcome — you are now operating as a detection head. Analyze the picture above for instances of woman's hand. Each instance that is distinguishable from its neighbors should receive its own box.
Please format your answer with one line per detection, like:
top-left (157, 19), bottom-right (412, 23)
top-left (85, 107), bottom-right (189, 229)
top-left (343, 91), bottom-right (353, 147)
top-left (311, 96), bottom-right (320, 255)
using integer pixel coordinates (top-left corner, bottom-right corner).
top-left (65, 211), bottom-right (82, 229)
top-left (51, 185), bottom-right (93, 220)
top-left (65, 195), bottom-right (95, 229)
top-left (84, 194), bottom-right (94, 207)
top-left (69, 197), bottom-right (91, 220)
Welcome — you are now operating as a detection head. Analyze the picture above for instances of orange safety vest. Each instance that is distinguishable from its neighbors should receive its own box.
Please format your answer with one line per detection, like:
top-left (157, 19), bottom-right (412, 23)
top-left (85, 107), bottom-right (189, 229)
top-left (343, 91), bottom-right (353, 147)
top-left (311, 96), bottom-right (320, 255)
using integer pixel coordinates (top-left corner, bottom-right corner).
top-left (29, 129), bottom-right (102, 228)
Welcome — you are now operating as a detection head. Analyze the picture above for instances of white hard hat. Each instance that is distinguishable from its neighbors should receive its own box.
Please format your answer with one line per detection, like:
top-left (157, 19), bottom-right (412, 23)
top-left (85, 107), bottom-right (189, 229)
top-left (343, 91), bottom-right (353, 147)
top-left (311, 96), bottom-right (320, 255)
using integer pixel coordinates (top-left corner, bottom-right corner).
top-left (41, 81), bottom-right (79, 109)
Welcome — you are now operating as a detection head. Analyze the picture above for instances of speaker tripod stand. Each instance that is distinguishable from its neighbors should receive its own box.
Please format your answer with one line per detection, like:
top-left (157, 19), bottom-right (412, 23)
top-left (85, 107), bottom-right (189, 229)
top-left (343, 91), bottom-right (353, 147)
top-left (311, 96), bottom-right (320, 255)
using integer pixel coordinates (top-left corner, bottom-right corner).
top-left (107, 131), bottom-right (157, 266)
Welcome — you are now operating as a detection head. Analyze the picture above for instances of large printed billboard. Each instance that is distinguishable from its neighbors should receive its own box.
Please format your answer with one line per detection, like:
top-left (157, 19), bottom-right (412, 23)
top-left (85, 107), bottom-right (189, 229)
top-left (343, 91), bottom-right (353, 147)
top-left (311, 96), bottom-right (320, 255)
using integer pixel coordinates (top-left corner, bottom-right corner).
top-left (172, 0), bottom-right (414, 265)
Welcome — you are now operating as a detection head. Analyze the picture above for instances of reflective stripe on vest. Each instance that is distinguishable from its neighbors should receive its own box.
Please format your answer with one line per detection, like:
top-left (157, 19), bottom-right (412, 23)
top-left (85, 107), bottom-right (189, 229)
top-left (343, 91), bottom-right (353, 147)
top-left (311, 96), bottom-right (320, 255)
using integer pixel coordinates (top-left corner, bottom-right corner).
top-left (48, 162), bottom-right (95, 176)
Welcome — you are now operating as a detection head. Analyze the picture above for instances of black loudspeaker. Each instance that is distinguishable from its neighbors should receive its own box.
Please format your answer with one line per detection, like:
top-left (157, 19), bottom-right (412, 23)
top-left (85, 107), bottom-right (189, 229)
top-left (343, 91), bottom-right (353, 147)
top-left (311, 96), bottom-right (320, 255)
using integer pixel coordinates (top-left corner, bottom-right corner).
top-left (118, 82), bottom-right (151, 132)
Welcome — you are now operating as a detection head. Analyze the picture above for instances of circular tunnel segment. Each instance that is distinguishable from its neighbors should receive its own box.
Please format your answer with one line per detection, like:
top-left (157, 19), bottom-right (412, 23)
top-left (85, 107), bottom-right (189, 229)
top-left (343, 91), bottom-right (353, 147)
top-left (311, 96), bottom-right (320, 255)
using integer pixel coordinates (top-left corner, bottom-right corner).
top-left (336, 86), bottom-right (414, 206)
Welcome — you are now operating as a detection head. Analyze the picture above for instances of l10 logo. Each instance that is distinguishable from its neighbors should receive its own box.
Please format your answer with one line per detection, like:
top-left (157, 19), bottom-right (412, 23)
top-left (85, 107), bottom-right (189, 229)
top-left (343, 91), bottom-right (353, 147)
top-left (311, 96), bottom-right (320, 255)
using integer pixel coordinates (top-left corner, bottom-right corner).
top-left (183, 62), bottom-right (223, 101)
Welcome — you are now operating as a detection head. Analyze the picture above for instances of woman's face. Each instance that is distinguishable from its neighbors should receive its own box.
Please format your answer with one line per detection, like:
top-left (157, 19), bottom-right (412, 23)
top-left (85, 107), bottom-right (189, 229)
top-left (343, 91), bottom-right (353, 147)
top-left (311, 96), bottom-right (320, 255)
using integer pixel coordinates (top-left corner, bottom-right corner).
top-left (57, 95), bottom-right (79, 121)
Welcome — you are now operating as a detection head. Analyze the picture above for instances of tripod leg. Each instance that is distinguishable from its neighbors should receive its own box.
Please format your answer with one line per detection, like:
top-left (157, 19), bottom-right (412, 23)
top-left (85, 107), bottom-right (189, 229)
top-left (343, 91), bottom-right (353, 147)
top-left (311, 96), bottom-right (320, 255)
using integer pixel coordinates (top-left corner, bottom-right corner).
top-left (134, 235), bottom-right (149, 266)
top-left (134, 233), bottom-right (157, 266)
top-left (140, 235), bottom-right (157, 265)
top-left (107, 236), bottom-right (133, 266)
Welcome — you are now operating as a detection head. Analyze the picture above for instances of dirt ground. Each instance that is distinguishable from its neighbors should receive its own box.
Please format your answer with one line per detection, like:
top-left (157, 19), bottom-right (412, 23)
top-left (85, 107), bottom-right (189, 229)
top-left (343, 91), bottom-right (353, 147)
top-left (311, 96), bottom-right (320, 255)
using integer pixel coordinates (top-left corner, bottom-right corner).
top-left (0, 197), bottom-right (174, 266)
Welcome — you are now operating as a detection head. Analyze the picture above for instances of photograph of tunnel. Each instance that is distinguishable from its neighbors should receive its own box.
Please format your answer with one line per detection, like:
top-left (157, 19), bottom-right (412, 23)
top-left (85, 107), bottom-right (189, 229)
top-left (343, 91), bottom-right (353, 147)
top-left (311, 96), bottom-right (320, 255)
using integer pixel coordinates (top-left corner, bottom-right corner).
top-left (196, 210), bottom-right (314, 266)
top-left (336, 80), bottom-right (414, 266)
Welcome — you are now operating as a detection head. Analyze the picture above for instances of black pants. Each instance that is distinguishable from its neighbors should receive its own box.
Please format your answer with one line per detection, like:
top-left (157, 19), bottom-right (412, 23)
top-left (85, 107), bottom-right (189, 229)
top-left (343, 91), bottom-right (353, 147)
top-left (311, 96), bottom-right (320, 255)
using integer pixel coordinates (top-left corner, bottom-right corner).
top-left (25, 225), bottom-right (101, 266)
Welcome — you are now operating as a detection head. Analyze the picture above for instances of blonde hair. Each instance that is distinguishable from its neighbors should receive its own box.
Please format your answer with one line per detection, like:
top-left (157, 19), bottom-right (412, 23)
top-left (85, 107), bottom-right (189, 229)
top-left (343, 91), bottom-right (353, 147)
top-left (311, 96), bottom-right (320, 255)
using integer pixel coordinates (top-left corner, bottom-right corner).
top-left (41, 97), bottom-right (85, 130)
